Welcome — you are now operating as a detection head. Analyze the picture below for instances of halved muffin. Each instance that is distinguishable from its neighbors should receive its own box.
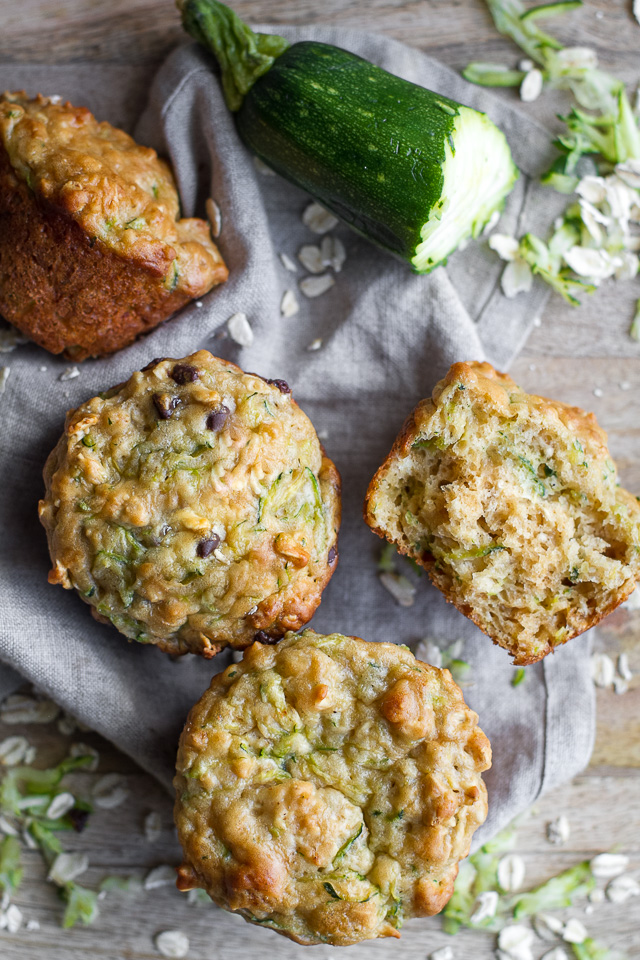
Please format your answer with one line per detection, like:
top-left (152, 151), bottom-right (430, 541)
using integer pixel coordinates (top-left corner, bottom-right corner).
top-left (0, 92), bottom-right (227, 359)
top-left (365, 361), bottom-right (640, 664)
top-left (39, 352), bottom-right (340, 656)
top-left (174, 629), bottom-right (491, 945)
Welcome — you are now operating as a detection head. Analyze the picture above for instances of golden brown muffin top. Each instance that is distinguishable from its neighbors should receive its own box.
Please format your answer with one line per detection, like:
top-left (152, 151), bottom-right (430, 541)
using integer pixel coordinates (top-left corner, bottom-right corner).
top-left (0, 92), bottom-right (223, 295)
top-left (174, 630), bottom-right (491, 945)
top-left (39, 352), bottom-right (340, 656)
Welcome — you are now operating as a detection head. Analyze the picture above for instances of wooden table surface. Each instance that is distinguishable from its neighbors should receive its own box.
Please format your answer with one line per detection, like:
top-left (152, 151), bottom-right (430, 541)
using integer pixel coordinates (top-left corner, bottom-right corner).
top-left (1, 1), bottom-right (639, 958)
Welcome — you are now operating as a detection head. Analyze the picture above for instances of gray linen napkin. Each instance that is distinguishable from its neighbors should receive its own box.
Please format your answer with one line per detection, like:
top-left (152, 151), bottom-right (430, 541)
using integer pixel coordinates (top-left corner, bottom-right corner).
top-left (0, 27), bottom-right (593, 852)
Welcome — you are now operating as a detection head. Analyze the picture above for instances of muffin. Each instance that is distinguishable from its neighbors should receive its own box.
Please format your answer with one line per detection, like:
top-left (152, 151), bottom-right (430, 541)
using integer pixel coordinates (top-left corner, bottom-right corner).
top-left (365, 361), bottom-right (640, 665)
top-left (174, 629), bottom-right (491, 946)
top-left (39, 351), bottom-right (340, 656)
top-left (0, 92), bottom-right (227, 359)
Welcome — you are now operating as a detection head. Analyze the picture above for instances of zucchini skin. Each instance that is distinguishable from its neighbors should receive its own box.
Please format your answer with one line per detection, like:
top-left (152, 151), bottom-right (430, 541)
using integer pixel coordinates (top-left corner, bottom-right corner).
top-left (236, 42), bottom-right (462, 265)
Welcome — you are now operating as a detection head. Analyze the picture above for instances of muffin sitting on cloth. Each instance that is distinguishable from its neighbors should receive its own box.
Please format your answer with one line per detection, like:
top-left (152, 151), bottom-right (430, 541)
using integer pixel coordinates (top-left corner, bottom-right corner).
top-left (0, 92), bottom-right (227, 359)
top-left (174, 630), bottom-right (491, 946)
top-left (365, 361), bottom-right (640, 665)
top-left (39, 351), bottom-right (340, 656)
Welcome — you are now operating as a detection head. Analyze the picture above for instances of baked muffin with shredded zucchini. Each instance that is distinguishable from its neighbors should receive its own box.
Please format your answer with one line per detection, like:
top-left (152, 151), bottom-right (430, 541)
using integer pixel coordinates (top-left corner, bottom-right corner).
top-left (174, 629), bottom-right (491, 946)
top-left (39, 351), bottom-right (340, 656)
top-left (0, 92), bottom-right (227, 359)
top-left (365, 361), bottom-right (640, 665)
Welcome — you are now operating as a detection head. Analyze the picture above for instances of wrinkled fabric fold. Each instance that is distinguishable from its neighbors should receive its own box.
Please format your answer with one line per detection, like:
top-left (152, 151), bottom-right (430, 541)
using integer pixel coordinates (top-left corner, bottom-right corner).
top-left (0, 28), bottom-right (593, 850)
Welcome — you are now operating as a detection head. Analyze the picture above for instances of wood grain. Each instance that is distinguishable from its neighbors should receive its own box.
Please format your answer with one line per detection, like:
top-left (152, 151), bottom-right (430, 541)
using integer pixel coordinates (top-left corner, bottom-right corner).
top-left (0, 0), bottom-right (639, 957)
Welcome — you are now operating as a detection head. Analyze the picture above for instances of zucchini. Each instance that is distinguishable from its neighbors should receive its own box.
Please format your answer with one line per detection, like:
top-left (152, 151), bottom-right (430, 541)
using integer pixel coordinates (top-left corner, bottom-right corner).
top-left (180, 0), bottom-right (518, 272)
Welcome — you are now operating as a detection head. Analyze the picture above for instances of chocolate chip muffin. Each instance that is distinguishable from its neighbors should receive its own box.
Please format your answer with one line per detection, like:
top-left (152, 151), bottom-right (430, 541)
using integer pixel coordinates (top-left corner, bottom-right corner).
top-left (39, 352), bottom-right (340, 656)
top-left (365, 361), bottom-right (640, 665)
top-left (0, 92), bottom-right (227, 359)
top-left (174, 629), bottom-right (491, 946)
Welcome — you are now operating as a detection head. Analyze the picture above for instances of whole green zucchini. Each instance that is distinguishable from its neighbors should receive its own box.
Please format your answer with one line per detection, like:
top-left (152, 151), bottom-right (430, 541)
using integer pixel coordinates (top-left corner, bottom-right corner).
top-left (180, 0), bottom-right (518, 273)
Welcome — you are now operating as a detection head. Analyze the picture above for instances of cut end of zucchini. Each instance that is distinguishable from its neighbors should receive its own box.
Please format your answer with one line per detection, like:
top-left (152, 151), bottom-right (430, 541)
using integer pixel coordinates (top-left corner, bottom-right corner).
top-left (412, 107), bottom-right (519, 274)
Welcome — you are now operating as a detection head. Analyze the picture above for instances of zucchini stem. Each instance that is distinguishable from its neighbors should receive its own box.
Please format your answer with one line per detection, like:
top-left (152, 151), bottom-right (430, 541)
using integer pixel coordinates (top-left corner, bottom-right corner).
top-left (178, 0), bottom-right (290, 111)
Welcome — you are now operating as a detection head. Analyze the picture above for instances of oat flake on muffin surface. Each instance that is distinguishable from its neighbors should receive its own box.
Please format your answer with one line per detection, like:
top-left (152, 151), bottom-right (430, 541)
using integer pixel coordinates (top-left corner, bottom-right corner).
top-left (174, 630), bottom-right (491, 946)
top-left (39, 352), bottom-right (340, 656)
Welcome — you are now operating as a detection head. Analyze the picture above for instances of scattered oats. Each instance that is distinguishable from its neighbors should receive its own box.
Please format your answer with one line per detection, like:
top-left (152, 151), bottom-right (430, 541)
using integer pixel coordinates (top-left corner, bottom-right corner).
top-left (498, 853), bottom-right (526, 893)
top-left (1, 695), bottom-right (59, 725)
top-left (25, 745), bottom-right (38, 763)
top-left (59, 366), bottom-right (80, 382)
top-left (69, 742), bottom-right (99, 771)
top-left (22, 826), bottom-right (38, 849)
top-left (0, 816), bottom-right (18, 837)
top-left (592, 387), bottom-right (603, 398)
top-left (470, 889), bottom-right (499, 924)
top-left (482, 209), bottom-right (501, 236)
top-left (613, 675), bottom-right (629, 695)
top-left (562, 918), bottom-right (587, 944)
top-left (595, 9), bottom-right (603, 17)
top-left (0, 327), bottom-right (28, 353)
top-left (589, 887), bottom-right (605, 903)
top-left (155, 930), bottom-right (190, 958)
top-left (584, 904), bottom-right (594, 915)
top-left (186, 888), bottom-right (211, 907)
top-left (0, 736), bottom-right (31, 767)
top-left (39, 366), bottom-right (47, 372)
top-left (633, 0), bottom-right (640, 26)
top-left (617, 653), bottom-right (633, 681)
top-left (563, 246), bottom-right (617, 281)
top-left (541, 950), bottom-right (569, 960)
top-left (302, 201), bottom-right (338, 235)
top-left (379, 572), bottom-right (416, 608)
top-left (590, 853), bottom-right (629, 878)
top-left (25, 919), bottom-right (40, 932)
top-left (253, 155), bottom-right (275, 176)
top-left (144, 811), bottom-right (162, 843)
top-left (5, 904), bottom-right (23, 933)
top-left (48, 852), bottom-right (89, 886)
top-left (417, 639), bottom-right (443, 669)
top-left (606, 874), bottom-right (640, 903)
top-left (534, 913), bottom-right (566, 940)
top-left (590, 652), bottom-right (615, 688)
top-left (614, 251), bottom-right (639, 281)
top-left (205, 197), bottom-right (221, 238)
top-left (227, 312), bottom-right (254, 347)
top-left (528, 363), bottom-right (536, 371)
top-left (547, 815), bottom-right (570, 846)
top-left (298, 243), bottom-right (325, 274)
top-left (489, 233), bottom-right (519, 261)
top-left (620, 381), bottom-right (631, 390)
top-left (429, 948), bottom-right (454, 960)
top-left (0, 366), bottom-right (10, 396)
top-left (518, 58), bottom-right (534, 72)
top-left (144, 865), bottom-right (177, 890)
top-left (195, 301), bottom-right (203, 308)
top-left (45, 792), bottom-right (75, 821)
top-left (320, 235), bottom-right (346, 272)
top-left (498, 924), bottom-right (534, 960)
top-left (280, 289), bottom-right (300, 318)
top-left (307, 338), bottom-right (323, 351)
top-left (533, 317), bottom-right (542, 327)
top-left (299, 273), bottom-right (335, 298)
top-left (616, 160), bottom-right (640, 190)
top-left (520, 68), bottom-right (543, 103)
top-left (501, 259), bottom-right (533, 298)
top-left (92, 773), bottom-right (129, 809)
top-left (57, 713), bottom-right (77, 736)
top-left (279, 252), bottom-right (297, 272)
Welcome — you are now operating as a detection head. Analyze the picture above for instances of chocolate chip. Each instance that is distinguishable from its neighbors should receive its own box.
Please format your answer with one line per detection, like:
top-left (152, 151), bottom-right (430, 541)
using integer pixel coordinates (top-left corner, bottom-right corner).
top-left (153, 393), bottom-right (180, 419)
top-left (69, 807), bottom-right (90, 833)
top-left (328, 546), bottom-right (338, 565)
top-left (170, 363), bottom-right (199, 385)
top-left (266, 378), bottom-right (291, 394)
top-left (197, 535), bottom-right (221, 558)
top-left (142, 357), bottom-right (169, 371)
top-left (206, 404), bottom-right (230, 431)
top-left (253, 630), bottom-right (277, 644)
